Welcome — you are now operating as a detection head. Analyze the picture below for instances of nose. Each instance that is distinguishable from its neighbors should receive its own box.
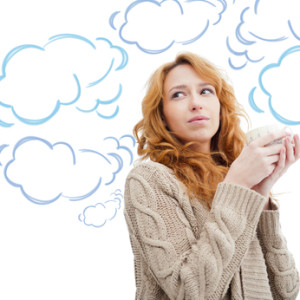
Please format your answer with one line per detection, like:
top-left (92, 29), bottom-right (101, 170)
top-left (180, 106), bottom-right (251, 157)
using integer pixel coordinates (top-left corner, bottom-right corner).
top-left (189, 92), bottom-right (203, 111)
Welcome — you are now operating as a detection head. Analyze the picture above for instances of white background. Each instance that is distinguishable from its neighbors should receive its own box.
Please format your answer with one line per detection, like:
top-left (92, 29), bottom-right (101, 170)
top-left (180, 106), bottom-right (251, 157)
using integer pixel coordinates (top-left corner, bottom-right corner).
top-left (0, 0), bottom-right (299, 299)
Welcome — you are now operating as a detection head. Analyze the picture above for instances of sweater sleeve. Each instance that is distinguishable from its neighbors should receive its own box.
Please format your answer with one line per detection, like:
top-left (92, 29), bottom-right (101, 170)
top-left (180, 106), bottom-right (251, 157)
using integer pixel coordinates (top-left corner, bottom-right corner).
top-left (124, 163), bottom-right (266, 300)
top-left (257, 209), bottom-right (300, 300)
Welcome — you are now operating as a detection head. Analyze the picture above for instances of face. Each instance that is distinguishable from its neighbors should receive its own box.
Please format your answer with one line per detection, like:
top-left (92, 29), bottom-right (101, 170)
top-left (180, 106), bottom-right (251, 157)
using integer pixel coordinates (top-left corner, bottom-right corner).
top-left (162, 64), bottom-right (221, 153)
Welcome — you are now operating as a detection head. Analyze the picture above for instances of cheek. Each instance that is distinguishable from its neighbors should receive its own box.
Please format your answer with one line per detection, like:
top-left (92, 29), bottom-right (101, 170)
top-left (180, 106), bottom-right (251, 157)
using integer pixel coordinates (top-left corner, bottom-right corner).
top-left (216, 102), bottom-right (221, 119)
top-left (163, 112), bottom-right (175, 129)
top-left (213, 102), bottom-right (221, 127)
top-left (163, 103), bottom-right (178, 126)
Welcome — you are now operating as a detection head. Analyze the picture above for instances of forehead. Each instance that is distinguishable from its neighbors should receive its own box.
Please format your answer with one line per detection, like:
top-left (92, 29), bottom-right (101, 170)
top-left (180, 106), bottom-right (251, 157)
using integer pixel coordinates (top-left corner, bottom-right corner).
top-left (164, 64), bottom-right (206, 91)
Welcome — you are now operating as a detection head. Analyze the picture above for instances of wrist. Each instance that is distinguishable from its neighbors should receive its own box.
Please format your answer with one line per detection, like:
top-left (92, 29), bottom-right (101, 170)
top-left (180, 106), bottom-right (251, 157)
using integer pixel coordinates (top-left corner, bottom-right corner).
top-left (223, 173), bottom-right (250, 189)
top-left (251, 183), bottom-right (271, 199)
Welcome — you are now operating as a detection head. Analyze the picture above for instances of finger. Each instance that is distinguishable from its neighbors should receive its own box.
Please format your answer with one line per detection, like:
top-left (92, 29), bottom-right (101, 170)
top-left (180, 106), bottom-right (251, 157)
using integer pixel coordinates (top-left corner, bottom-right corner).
top-left (254, 129), bottom-right (287, 147)
top-left (285, 136), bottom-right (295, 163)
top-left (294, 134), bottom-right (300, 160)
top-left (263, 143), bottom-right (284, 156)
top-left (270, 148), bottom-right (286, 177)
top-left (276, 147), bottom-right (286, 170)
top-left (267, 154), bottom-right (280, 165)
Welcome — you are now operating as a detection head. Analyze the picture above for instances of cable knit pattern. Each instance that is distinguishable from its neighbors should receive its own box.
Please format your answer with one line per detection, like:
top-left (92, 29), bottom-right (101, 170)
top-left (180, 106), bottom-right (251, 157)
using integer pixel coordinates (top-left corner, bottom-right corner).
top-left (257, 211), bottom-right (300, 299)
top-left (124, 160), bottom-right (299, 299)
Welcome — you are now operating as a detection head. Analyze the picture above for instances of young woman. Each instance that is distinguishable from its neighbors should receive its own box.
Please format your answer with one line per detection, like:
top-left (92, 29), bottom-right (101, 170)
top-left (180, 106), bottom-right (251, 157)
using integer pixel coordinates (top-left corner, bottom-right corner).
top-left (124, 52), bottom-right (300, 299)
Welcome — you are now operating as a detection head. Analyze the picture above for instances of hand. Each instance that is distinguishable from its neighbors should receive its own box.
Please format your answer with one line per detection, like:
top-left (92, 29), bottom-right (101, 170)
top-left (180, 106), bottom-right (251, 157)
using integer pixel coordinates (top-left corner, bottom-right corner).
top-left (252, 133), bottom-right (300, 200)
top-left (223, 129), bottom-right (287, 190)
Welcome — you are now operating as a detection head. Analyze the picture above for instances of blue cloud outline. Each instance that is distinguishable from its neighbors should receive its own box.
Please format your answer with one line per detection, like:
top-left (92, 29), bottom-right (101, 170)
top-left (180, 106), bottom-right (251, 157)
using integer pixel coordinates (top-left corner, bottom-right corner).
top-left (118, 0), bottom-right (183, 54)
top-left (96, 37), bottom-right (129, 71)
top-left (109, 11), bottom-right (121, 30)
top-left (4, 136), bottom-right (105, 204)
top-left (184, 0), bottom-right (226, 25)
top-left (248, 32), bottom-right (288, 43)
top-left (4, 136), bottom-right (75, 204)
top-left (0, 44), bottom-right (81, 125)
top-left (0, 144), bottom-right (9, 166)
top-left (226, 3), bottom-right (290, 70)
top-left (248, 87), bottom-right (264, 113)
top-left (79, 146), bottom-right (123, 186)
top-left (256, 45), bottom-right (300, 125)
top-left (288, 20), bottom-right (300, 41)
top-left (120, 134), bottom-right (136, 148)
top-left (64, 177), bottom-right (103, 201)
top-left (96, 106), bottom-right (120, 119)
top-left (76, 84), bottom-right (122, 117)
top-left (78, 190), bottom-right (123, 228)
top-left (0, 120), bottom-right (14, 127)
top-left (78, 135), bottom-right (135, 186)
top-left (226, 36), bottom-right (264, 70)
top-left (114, 0), bottom-right (225, 54)
top-left (4, 134), bottom-right (135, 205)
top-left (104, 136), bottom-right (134, 165)
top-left (0, 34), bottom-right (128, 125)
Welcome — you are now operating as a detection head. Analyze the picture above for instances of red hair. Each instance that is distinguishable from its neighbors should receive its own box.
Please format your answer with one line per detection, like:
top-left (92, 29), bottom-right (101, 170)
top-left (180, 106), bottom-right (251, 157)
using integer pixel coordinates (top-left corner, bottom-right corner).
top-left (134, 52), bottom-right (248, 207)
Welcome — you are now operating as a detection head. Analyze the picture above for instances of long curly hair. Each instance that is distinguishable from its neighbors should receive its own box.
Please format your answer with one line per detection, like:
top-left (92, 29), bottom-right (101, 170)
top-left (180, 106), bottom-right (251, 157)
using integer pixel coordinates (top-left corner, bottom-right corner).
top-left (134, 52), bottom-right (248, 207)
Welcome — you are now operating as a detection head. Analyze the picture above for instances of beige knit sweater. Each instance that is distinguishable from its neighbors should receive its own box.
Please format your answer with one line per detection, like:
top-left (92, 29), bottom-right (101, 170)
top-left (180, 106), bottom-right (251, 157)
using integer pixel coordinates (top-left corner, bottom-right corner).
top-left (124, 160), bottom-right (299, 300)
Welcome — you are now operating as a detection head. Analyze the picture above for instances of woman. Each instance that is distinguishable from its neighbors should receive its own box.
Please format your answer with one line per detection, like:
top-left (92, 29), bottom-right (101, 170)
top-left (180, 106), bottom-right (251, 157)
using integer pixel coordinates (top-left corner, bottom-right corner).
top-left (124, 52), bottom-right (300, 299)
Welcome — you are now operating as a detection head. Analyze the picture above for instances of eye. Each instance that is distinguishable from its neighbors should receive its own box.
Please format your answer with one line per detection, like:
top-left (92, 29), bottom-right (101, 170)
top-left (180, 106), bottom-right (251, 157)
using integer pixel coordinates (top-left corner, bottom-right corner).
top-left (200, 88), bottom-right (214, 95)
top-left (171, 91), bottom-right (185, 99)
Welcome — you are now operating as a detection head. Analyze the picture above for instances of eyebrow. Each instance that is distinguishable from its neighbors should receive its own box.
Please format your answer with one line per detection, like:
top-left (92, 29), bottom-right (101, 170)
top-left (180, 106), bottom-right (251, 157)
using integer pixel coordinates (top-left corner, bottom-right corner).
top-left (168, 83), bottom-right (213, 94)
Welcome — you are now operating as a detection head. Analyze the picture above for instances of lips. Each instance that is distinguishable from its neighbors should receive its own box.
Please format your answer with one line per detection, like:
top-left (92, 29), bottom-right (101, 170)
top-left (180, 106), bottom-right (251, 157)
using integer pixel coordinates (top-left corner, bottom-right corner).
top-left (188, 116), bottom-right (210, 123)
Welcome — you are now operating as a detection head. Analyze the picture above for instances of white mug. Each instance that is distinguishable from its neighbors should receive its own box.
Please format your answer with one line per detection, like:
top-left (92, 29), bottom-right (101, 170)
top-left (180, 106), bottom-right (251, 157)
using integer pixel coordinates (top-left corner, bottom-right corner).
top-left (245, 124), bottom-right (293, 145)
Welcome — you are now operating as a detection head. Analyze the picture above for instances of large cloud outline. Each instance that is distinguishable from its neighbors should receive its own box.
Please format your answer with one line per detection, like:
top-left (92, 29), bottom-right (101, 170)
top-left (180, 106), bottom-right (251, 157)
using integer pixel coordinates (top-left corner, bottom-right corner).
top-left (249, 46), bottom-right (300, 125)
top-left (4, 135), bottom-right (135, 204)
top-left (0, 144), bottom-right (9, 166)
top-left (110, 0), bottom-right (227, 54)
top-left (226, 0), bottom-right (300, 69)
top-left (0, 34), bottom-right (128, 126)
top-left (78, 189), bottom-right (123, 228)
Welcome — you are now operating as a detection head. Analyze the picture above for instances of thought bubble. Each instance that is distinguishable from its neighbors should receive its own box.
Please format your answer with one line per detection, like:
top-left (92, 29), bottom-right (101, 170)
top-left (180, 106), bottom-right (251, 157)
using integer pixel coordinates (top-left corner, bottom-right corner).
top-left (0, 34), bottom-right (128, 126)
top-left (110, 0), bottom-right (226, 54)
top-left (227, 0), bottom-right (300, 69)
top-left (249, 46), bottom-right (300, 125)
top-left (4, 135), bottom-right (135, 204)
top-left (78, 190), bottom-right (123, 228)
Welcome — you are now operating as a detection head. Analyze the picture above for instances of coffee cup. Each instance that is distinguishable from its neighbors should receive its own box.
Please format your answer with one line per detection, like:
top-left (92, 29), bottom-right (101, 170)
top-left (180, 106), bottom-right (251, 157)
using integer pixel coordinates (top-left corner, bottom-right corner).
top-left (245, 124), bottom-right (293, 145)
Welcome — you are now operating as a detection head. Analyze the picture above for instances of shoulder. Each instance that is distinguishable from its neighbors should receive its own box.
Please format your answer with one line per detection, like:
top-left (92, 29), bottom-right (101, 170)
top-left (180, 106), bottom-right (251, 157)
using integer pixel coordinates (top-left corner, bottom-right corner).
top-left (125, 160), bottom-right (186, 199)
top-left (128, 160), bottom-right (173, 179)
